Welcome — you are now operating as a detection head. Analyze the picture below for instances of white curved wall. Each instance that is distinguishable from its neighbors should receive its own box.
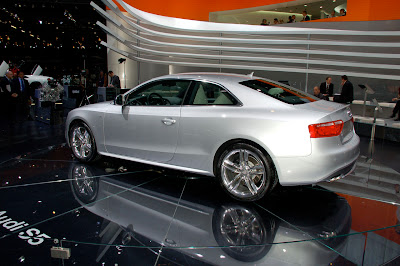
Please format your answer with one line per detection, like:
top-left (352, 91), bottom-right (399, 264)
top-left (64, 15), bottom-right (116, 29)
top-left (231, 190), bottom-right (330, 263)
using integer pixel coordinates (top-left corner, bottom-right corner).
top-left (94, 0), bottom-right (400, 100)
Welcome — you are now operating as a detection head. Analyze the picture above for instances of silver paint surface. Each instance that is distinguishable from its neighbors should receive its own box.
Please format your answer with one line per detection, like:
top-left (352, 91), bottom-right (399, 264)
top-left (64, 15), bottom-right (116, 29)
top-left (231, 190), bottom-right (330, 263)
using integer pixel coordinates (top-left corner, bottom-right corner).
top-left (66, 73), bottom-right (360, 185)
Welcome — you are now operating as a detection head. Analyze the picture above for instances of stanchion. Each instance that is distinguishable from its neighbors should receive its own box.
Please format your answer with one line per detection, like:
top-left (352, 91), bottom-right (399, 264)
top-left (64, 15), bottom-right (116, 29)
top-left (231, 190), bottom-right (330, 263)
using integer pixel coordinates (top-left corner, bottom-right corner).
top-left (368, 99), bottom-right (382, 158)
top-left (359, 84), bottom-right (375, 117)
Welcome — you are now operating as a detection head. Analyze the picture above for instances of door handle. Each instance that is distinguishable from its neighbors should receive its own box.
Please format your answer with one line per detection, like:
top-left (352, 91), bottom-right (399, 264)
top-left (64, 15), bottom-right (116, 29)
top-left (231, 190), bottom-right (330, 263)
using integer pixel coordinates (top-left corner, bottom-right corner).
top-left (161, 118), bottom-right (176, 126)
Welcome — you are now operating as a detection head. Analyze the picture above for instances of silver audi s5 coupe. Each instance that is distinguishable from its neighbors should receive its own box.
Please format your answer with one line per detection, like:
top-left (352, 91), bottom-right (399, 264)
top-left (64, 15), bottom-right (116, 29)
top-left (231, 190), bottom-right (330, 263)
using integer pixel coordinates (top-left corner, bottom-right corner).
top-left (66, 73), bottom-right (360, 201)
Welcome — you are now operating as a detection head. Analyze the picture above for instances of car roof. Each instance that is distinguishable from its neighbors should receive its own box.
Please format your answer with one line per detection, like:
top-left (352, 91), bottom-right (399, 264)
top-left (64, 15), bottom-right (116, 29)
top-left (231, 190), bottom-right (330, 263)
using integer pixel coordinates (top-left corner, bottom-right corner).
top-left (154, 72), bottom-right (255, 84)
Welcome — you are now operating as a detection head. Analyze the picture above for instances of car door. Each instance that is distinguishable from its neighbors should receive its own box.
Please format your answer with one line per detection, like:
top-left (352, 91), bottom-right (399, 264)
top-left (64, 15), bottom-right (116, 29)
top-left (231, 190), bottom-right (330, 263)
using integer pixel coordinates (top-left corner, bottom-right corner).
top-left (176, 81), bottom-right (241, 169)
top-left (103, 79), bottom-right (192, 163)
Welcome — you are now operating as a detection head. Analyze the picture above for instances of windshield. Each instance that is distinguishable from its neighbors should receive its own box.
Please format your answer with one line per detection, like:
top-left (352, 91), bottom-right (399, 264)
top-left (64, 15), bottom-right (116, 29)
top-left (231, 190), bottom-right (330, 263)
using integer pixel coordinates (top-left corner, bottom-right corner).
top-left (240, 79), bottom-right (319, 105)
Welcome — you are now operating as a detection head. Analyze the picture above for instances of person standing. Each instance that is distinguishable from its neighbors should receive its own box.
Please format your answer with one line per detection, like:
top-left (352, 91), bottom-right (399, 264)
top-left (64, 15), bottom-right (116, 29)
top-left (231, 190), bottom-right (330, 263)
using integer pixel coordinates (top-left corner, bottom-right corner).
top-left (108, 71), bottom-right (121, 89)
top-left (97, 70), bottom-right (108, 87)
top-left (390, 87), bottom-right (400, 121)
top-left (336, 75), bottom-right (354, 104)
top-left (320, 76), bottom-right (334, 96)
top-left (13, 71), bottom-right (31, 121)
top-left (301, 11), bottom-right (310, 21)
top-left (0, 71), bottom-right (19, 124)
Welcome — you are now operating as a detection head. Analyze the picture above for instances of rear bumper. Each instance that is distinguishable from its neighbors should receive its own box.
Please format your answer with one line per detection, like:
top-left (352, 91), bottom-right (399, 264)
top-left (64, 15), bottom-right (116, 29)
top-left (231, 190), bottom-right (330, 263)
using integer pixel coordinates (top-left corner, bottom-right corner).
top-left (322, 160), bottom-right (357, 183)
top-left (275, 133), bottom-right (360, 186)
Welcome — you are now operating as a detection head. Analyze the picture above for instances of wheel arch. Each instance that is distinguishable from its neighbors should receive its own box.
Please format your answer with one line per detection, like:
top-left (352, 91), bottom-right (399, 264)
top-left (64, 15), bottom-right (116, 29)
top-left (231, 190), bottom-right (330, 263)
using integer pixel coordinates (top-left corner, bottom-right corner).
top-left (212, 138), bottom-right (278, 177)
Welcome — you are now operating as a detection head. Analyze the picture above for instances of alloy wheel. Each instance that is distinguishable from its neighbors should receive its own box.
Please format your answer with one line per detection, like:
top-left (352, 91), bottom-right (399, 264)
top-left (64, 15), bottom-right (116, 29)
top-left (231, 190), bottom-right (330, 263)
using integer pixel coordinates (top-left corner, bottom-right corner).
top-left (71, 126), bottom-right (93, 159)
top-left (221, 149), bottom-right (266, 199)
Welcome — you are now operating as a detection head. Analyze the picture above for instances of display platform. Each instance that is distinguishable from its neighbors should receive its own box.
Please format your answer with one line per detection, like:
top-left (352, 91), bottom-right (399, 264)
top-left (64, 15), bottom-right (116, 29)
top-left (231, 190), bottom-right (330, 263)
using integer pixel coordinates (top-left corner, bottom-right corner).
top-left (1, 142), bottom-right (400, 265)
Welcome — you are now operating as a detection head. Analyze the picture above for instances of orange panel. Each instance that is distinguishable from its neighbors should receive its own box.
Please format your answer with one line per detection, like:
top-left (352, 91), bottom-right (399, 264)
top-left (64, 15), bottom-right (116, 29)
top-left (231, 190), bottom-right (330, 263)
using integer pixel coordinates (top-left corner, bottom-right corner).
top-left (338, 193), bottom-right (400, 245)
top-left (114, 0), bottom-right (400, 22)
top-left (309, 0), bottom-right (400, 22)
top-left (112, 0), bottom-right (295, 21)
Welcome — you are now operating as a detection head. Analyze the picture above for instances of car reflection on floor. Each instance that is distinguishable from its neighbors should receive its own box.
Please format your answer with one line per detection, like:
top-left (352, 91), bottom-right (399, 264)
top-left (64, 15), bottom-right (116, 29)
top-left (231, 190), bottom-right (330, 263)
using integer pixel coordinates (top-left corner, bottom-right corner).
top-left (69, 161), bottom-right (352, 265)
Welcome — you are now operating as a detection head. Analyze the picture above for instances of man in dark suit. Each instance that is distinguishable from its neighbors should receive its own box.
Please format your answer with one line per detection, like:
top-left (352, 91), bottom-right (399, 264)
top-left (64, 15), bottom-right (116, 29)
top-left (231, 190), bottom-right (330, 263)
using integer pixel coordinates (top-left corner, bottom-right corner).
top-left (13, 71), bottom-right (32, 121)
top-left (301, 11), bottom-right (310, 21)
top-left (320, 76), bottom-right (334, 96)
top-left (336, 75), bottom-right (354, 104)
top-left (108, 71), bottom-right (121, 89)
top-left (0, 71), bottom-right (19, 124)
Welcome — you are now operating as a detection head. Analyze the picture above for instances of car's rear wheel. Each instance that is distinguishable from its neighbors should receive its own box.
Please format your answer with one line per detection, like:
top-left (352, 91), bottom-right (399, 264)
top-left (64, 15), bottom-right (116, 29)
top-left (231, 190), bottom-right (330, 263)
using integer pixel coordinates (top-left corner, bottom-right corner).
top-left (217, 143), bottom-right (276, 201)
top-left (69, 122), bottom-right (100, 162)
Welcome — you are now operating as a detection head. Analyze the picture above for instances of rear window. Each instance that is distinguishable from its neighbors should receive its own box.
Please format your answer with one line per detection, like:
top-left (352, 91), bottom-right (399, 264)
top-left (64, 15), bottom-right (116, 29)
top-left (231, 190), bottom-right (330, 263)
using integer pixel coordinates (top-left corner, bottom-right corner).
top-left (240, 79), bottom-right (319, 105)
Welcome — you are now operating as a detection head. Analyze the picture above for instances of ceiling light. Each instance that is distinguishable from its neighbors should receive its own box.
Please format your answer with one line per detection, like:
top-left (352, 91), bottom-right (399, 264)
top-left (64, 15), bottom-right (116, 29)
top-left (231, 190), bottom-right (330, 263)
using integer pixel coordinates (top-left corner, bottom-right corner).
top-left (320, 6), bottom-right (323, 9)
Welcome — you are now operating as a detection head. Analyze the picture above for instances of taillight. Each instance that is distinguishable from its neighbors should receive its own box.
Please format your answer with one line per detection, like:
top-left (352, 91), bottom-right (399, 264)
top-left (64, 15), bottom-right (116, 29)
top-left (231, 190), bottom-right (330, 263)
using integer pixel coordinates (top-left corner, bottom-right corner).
top-left (308, 120), bottom-right (344, 138)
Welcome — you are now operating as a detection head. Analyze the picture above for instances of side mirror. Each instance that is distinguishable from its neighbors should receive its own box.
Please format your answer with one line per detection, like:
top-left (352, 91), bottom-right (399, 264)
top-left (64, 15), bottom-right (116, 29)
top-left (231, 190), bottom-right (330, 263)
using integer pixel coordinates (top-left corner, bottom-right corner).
top-left (114, 94), bottom-right (124, 105)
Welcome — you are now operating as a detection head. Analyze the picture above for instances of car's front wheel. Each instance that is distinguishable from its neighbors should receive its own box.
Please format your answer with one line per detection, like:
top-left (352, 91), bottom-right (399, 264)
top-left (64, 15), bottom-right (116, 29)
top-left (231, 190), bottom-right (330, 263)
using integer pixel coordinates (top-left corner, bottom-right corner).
top-left (69, 122), bottom-right (100, 162)
top-left (217, 143), bottom-right (276, 201)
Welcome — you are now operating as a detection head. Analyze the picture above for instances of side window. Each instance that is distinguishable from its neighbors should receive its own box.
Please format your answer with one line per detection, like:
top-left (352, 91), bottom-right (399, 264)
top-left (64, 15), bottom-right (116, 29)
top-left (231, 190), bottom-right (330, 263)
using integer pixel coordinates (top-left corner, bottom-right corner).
top-left (188, 82), bottom-right (238, 105)
top-left (125, 80), bottom-right (191, 106)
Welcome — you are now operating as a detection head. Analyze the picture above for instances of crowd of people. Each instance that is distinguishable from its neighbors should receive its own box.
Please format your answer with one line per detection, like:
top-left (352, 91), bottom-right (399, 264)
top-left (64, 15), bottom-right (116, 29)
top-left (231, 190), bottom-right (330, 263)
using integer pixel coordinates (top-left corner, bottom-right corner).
top-left (0, 68), bottom-right (122, 125)
top-left (1, 68), bottom-right (399, 127)
top-left (312, 75), bottom-right (354, 104)
top-left (311, 75), bottom-right (400, 121)
top-left (96, 70), bottom-right (121, 89)
top-left (0, 70), bottom-right (33, 125)
top-left (260, 9), bottom-right (347, 25)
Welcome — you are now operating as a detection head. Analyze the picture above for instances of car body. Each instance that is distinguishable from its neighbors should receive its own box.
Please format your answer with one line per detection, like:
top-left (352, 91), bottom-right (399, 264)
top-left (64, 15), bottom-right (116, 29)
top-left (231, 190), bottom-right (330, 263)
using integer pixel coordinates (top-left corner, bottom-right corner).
top-left (25, 65), bottom-right (54, 85)
top-left (66, 72), bottom-right (360, 201)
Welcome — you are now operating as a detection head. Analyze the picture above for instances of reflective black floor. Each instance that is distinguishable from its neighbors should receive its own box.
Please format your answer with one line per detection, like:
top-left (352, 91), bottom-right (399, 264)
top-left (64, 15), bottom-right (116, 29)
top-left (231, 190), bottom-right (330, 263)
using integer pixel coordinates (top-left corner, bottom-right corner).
top-left (1, 121), bottom-right (400, 265)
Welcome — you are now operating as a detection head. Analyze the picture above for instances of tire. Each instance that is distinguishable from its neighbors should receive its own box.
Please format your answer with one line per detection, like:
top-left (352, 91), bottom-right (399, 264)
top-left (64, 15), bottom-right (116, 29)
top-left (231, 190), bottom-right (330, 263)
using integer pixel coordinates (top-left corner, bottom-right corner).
top-left (212, 204), bottom-right (276, 262)
top-left (69, 164), bottom-right (99, 204)
top-left (69, 122), bottom-right (101, 162)
top-left (217, 143), bottom-right (276, 201)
